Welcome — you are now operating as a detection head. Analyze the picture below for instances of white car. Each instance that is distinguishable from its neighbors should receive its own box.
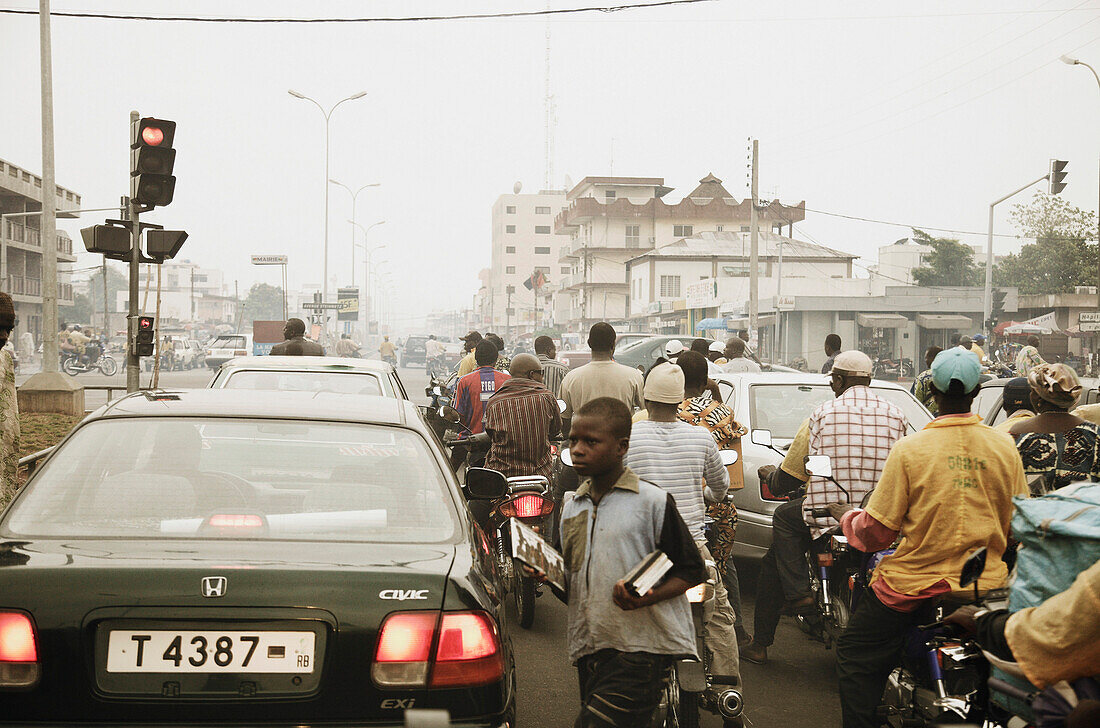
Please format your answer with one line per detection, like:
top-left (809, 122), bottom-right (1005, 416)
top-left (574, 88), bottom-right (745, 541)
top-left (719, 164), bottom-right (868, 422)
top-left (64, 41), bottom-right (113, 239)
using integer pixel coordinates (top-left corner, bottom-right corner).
top-left (204, 334), bottom-right (252, 369)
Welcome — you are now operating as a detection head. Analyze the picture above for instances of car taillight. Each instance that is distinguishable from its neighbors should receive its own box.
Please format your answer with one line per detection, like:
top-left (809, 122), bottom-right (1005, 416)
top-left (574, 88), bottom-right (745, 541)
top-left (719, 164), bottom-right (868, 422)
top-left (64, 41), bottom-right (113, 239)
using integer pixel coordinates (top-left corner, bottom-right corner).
top-left (0, 611), bottom-right (40, 688)
top-left (234, 349), bottom-right (247, 356)
top-left (372, 611), bottom-right (502, 689)
top-left (499, 495), bottom-right (553, 519)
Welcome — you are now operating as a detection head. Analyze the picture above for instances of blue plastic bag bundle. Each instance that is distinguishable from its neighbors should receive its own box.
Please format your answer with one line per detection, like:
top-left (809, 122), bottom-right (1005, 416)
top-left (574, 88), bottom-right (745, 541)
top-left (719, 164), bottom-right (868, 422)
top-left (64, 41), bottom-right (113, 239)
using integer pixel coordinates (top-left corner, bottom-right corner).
top-left (1009, 481), bottom-right (1100, 612)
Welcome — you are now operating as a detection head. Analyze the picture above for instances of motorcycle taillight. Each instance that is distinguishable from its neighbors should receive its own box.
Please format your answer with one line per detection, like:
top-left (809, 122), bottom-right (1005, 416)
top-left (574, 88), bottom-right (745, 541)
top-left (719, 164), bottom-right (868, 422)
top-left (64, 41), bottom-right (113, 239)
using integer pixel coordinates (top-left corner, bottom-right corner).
top-left (499, 495), bottom-right (553, 519)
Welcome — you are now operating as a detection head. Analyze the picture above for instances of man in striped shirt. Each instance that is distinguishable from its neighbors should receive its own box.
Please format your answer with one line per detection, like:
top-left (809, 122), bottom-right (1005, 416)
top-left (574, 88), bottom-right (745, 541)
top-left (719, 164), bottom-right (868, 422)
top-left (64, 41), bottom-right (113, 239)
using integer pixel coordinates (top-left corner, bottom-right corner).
top-left (625, 362), bottom-right (742, 696)
top-left (485, 354), bottom-right (562, 479)
top-left (534, 335), bottom-right (569, 400)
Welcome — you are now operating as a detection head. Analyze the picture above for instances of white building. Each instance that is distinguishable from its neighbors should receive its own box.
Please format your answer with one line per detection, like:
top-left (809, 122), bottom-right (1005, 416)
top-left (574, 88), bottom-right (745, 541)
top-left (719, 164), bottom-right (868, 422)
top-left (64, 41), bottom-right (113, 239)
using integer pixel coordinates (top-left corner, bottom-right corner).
top-left (625, 231), bottom-right (865, 336)
top-left (554, 174), bottom-right (805, 330)
top-left (485, 189), bottom-right (569, 337)
top-left (869, 237), bottom-right (992, 286)
top-left (119, 260), bottom-right (234, 325)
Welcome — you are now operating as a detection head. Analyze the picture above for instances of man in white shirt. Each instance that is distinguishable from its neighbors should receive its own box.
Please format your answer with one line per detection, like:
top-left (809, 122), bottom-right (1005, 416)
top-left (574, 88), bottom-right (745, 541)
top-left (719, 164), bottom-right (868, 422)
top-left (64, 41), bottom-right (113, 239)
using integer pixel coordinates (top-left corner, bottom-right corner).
top-left (722, 338), bottom-right (761, 374)
top-left (560, 322), bottom-right (644, 419)
top-left (425, 334), bottom-right (446, 360)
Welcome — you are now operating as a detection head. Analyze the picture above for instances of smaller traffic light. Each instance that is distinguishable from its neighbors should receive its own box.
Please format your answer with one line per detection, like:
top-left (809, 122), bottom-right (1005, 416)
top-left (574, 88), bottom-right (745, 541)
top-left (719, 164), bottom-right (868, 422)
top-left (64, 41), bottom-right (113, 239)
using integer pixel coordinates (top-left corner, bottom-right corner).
top-left (79, 225), bottom-right (130, 259)
top-left (135, 316), bottom-right (155, 357)
top-left (1048, 159), bottom-right (1068, 195)
top-left (145, 230), bottom-right (188, 263)
top-left (991, 288), bottom-right (1007, 321)
top-left (131, 117), bottom-right (177, 207)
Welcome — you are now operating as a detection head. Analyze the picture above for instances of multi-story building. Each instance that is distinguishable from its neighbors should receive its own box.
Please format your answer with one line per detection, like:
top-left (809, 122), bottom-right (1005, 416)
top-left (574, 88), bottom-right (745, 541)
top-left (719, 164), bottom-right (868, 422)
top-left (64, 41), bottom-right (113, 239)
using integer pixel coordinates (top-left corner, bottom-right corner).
top-left (128, 260), bottom-right (230, 324)
top-left (554, 173), bottom-right (805, 330)
top-left (868, 237), bottom-right (994, 286)
top-left (0, 157), bottom-right (79, 345)
top-left (486, 189), bottom-right (568, 337)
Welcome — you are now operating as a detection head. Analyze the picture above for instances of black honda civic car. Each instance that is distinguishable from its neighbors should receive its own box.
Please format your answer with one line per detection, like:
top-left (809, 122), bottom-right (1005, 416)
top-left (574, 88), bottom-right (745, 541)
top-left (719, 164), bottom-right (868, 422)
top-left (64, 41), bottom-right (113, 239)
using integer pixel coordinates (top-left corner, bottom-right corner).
top-left (0, 390), bottom-right (515, 727)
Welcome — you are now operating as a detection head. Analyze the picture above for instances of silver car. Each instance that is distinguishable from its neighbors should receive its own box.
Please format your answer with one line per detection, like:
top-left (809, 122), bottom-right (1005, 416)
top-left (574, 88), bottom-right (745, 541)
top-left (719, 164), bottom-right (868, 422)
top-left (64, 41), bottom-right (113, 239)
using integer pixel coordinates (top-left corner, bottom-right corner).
top-left (209, 356), bottom-right (409, 399)
top-left (711, 372), bottom-right (932, 559)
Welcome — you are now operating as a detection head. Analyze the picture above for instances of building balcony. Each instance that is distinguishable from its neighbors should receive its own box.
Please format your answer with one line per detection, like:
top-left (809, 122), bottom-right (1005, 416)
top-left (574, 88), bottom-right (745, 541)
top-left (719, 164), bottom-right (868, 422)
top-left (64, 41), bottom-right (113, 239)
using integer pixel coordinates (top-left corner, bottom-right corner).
top-left (3, 220), bottom-right (75, 256)
top-left (8, 275), bottom-right (41, 297)
top-left (569, 236), bottom-right (655, 257)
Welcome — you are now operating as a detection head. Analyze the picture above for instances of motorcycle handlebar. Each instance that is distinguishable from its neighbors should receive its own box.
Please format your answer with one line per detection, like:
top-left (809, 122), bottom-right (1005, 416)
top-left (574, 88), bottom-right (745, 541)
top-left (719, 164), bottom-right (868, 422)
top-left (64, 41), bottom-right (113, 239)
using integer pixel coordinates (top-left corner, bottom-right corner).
top-left (810, 507), bottom-right (832, 519)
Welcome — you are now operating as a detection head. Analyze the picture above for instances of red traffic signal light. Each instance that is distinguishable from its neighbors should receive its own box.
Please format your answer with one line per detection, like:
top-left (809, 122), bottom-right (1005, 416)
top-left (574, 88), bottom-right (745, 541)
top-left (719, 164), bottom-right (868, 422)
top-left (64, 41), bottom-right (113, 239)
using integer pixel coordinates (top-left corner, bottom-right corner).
top-left (131, 117), bottom-right (176, 207)
top-left (138, 316), bottom-right (154, 332)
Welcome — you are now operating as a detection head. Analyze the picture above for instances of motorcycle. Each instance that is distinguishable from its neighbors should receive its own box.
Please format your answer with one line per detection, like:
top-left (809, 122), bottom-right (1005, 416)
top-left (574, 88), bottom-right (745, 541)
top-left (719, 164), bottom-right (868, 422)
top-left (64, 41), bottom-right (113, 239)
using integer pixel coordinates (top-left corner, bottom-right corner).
top-left (427, 355), bottom-right (450, 380)
top-left (872, 356), bottom-right (914, 380)
top-left (464, 466), bottom-right (556, 630)
top-left (61, 342), bottom-right (118, 376)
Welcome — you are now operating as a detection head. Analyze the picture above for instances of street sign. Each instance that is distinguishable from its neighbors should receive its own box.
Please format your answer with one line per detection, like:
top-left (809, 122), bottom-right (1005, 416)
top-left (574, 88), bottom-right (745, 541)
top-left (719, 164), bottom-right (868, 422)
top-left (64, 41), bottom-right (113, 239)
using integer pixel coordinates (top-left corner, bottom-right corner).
top-left (302, 302), bottom-right (342, 311)
top-left (1079, 312), bottom-right (1100, 323)
top-left (1080, 322), bottom-right (1100, 332)
top-left (251, 254), bottom-right (288, 265)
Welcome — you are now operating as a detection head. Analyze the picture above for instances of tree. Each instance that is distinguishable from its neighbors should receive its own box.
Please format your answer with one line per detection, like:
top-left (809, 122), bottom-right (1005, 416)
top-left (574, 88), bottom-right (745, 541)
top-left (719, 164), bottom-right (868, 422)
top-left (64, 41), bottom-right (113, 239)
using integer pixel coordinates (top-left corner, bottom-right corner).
top-left (242, 283), bottom-right (285, 322)
top-left (995, 192), bottom-right (1098, 295)
top-left (909, 229), bottom-right (982, 287)
top-left (61, 292), bottom-right (92, 326)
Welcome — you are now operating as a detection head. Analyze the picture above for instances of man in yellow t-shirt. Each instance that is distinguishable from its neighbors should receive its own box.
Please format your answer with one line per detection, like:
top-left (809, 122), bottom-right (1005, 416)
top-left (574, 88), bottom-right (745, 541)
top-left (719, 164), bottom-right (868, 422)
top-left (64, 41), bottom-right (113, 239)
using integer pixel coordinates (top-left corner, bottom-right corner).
top-left (827, 347), bottom-right (1027, 728)
top-left (456, 331), bottom-right (482, 377)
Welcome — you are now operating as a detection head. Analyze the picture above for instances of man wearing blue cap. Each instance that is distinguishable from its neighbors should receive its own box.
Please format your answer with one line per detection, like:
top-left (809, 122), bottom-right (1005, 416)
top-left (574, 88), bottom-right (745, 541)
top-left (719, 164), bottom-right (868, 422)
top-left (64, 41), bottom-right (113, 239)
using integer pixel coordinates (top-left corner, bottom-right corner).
top-left (826, 347), bottom-right (1028, 728)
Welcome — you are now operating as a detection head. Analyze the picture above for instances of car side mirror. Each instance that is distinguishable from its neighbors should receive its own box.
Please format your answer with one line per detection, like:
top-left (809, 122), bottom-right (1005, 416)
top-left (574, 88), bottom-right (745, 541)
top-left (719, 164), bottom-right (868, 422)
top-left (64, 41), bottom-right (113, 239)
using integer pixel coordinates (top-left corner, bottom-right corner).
top-left (557, 399), bottom-right (567, 414)
top-left (464, 468), bottom-right (508, 500)
top-left (804, 454), bottom-right (833, 479)
top-left (560, 448), bottom-right (573, 467)
top-left (750, 429), bottom-right (772, 447)
top-left (959, 547), bottom-right (987, 589)
top-left (719, 449), bottom-right (738, 466)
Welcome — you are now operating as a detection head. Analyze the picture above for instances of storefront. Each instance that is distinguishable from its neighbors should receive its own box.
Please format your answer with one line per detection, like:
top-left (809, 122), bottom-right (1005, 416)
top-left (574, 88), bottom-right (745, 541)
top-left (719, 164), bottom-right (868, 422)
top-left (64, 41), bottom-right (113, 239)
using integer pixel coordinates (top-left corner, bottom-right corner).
top-left (856, 313), bottom-right (909, 359)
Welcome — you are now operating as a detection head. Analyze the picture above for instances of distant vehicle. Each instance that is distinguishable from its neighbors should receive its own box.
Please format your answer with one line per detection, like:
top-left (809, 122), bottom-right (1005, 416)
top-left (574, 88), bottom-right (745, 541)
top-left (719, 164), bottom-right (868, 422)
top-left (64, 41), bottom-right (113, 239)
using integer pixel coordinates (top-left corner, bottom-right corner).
top-left (205, 334), bottom-right (252, 370)
top-left (401, 335), bottom-right (429, 367)
top-left (971, 376), bottom-right (1100, 427)
top-left (709, 372), bottom-right (932, 559)
top-left (210, 356), bottom-right (409, 400)
top-left (0, 390), bottom-right (517, 726)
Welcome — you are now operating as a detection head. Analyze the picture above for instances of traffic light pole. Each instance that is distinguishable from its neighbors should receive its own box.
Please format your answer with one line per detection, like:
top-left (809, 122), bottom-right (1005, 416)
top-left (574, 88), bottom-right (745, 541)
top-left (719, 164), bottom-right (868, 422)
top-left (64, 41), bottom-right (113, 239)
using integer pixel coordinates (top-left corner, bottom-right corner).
top-left (127, 111), bottom-right (142, 394)
top-left (983, 173), bottom-right (1049, 339)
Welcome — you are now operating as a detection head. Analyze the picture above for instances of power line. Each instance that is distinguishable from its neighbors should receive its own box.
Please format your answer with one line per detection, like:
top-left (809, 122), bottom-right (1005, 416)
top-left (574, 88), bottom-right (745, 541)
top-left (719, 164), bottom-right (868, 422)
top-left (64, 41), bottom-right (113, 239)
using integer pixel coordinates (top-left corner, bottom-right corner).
top-left (0, 0), bottom-right (717, 23)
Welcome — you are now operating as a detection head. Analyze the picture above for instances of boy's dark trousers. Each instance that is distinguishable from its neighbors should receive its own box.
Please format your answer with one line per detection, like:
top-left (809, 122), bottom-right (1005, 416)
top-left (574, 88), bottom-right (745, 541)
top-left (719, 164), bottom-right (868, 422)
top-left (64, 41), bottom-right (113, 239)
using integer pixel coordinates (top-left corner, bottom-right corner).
top-left (575, 649), bottom-right (671, 727)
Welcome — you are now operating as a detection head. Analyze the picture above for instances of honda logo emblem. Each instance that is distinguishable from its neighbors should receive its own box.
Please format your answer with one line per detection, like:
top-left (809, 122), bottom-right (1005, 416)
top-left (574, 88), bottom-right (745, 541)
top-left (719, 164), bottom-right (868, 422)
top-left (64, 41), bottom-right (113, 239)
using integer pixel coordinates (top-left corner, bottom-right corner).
top-left (201, 576), bottom-right (227, 598)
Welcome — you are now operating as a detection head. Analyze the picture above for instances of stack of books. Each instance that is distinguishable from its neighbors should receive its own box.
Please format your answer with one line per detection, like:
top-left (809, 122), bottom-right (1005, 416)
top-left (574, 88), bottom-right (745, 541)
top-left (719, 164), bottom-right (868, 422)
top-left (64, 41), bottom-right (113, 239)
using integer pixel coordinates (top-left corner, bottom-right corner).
top-left (623, 550), bottom-right (673, 597)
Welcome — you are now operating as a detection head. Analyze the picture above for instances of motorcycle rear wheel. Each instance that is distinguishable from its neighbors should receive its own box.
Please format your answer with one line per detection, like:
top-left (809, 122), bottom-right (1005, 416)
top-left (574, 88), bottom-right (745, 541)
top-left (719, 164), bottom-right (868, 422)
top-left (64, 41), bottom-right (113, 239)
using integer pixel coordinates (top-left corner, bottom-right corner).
top-left (98, 357), bottom-right (118, 376)
top-left (514, 569), bottom-right (536, 629)
top-left (62, 357), bottom-right (81, 376)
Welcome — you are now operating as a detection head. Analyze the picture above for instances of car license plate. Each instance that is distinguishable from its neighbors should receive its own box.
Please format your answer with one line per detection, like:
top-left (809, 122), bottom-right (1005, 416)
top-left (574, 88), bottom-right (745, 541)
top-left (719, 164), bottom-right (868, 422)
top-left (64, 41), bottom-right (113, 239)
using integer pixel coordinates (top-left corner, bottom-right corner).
top-left (106, 630), bottom-right (315, 673)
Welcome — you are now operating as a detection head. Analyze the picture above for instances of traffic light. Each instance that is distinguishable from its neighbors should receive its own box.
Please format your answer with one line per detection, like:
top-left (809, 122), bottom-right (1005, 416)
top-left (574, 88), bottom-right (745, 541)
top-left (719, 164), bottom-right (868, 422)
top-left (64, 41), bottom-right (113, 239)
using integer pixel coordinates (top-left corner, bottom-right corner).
top-left (135, 316), bottom-right (155, 357)
top-left (991, 288), bottom-right (1007, 322)
top-left (131, 117), bottom-right (176, 207)
top-left (79, 225), bottom-right (130, 259)
top-left (1048, 159), bottom-right (1068, 195)
top-left (145, 230), bottom-right (188, 263)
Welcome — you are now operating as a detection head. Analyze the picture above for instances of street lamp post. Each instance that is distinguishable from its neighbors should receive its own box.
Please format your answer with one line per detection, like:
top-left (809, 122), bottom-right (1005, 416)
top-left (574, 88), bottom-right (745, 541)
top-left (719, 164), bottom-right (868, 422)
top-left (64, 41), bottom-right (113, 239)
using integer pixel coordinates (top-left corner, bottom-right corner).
top-left (351, 220), bottom-right (385, 335)
top-left (287, 89), bottom-right (367, 338)
top-left (329, 180), bottom-right (380, 287)
top-left (1060, 55), bottom-right (1100, 314)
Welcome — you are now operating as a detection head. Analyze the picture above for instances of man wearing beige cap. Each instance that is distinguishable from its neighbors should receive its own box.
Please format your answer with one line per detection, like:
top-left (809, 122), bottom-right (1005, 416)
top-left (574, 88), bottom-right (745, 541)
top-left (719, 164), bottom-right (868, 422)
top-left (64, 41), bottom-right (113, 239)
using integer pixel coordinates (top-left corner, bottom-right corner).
top-left (743, 350), bottom-right (908, 665)
top-left (625, 362), bottom-right (743, 704)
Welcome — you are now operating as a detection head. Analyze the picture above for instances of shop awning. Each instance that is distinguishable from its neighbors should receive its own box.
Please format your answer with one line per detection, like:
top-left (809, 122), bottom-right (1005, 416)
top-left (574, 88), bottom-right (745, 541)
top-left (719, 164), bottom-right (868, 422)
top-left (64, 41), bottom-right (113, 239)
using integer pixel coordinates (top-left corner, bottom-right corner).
top-left (856, 313), bottom-right (909, 329)
top-left (916, 314), bottom-right (975, 330)
top-left (695, 317), bottom-right (730, 331)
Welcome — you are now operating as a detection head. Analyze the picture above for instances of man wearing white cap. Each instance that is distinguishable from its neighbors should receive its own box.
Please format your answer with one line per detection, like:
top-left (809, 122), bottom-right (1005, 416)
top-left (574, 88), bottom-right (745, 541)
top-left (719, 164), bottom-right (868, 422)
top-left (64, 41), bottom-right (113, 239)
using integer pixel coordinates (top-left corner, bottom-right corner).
top-left (742, 350), bottom-right (908, 666)
top-left (625, 362), bottom-right (743, 702)
top-left (707, 339), bottom-right (728, 366)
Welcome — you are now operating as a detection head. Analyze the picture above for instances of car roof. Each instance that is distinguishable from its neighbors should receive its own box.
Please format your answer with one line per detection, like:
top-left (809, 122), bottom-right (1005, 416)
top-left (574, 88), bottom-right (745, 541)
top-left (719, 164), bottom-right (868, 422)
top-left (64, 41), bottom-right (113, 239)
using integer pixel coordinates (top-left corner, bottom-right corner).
top-left (218, 356), bottom-right (394, 373)
top-left (90, 389), bottom-right (417, 427)
top-left (712, 371), bottom-right (912, 392)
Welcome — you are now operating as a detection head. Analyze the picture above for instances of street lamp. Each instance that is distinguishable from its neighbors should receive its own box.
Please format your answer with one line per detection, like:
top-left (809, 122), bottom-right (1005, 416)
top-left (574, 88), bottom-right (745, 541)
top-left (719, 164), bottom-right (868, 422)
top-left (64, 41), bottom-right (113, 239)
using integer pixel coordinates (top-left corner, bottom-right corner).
top-left (351, 220), bottom-right (385, 336)
top-left (1060, 55), bottom-right (1100, 317)
top-left (329, 180), bottom-right (380, 287)
top-left (288, 89), bottom-right (367, 336)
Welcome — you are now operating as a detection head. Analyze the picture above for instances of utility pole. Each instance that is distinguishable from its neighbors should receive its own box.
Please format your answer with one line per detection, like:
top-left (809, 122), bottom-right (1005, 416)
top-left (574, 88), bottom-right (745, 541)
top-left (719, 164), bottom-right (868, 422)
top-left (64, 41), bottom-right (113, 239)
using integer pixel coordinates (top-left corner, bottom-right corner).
top-left (776, 239), bottom-right (785, 365)
top-left (39, 0), bottom-right (59, 373)
top-left (190, 265), bottom-right (195, 320)
top-left (126, 111), bottom-right (142, 393)
top-left (748, 139), bottom-right (760, 346)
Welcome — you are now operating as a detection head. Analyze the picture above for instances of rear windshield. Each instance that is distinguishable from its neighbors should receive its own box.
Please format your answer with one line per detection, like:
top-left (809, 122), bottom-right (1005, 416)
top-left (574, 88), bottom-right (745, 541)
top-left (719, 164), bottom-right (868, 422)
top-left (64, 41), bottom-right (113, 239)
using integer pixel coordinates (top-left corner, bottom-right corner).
top-left (749, 384), bottom-right (931, 440)
top-left (210, 336), bottom-right (246, 349)
top-left (222, 370), bottom-right (388, 397)
top-left (2, 418), bottom-right (457, 543)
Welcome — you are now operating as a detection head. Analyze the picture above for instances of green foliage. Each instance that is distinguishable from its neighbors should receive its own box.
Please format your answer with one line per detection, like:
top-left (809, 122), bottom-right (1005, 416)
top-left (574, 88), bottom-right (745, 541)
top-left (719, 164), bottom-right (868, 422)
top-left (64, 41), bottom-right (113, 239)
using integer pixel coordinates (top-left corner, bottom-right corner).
top-left (242, 283), bottom-right (285, 322)
top-left (61, 292), bottom-right (94, 326)
top-left (995, 193), bottom-right (1098, 295)
top-left (909, 229), bottom-right (983, 287)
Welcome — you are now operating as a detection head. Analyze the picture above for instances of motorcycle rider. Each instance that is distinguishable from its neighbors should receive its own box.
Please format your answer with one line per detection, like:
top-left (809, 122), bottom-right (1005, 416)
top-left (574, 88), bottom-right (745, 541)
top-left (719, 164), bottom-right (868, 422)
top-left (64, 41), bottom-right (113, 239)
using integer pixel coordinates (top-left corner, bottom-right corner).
top-left (910, 346), bottom-right (943, 416)
top-left (484, 332), bottom-right (511, 371)
top-left (68, 325), bottom-right (91, 364)
top-left (484, 353), bottom-right (561, 480)
top-left (425, 334), bottom-right (446, 369)
top-left (741, 351), bottom-right (907, 666)
top-left (450, 341), bottom-right (510, 469)
top-left (560, 322), bottom-right (644, 421)
top-left (270, 318), bottom-right (324, 356)
top-left (334, 333), bottom-right (359, 358)
top-left (457, 331), bottom-right (483, 377)
top-left (826, 346), bottom-right (1028, 728)
top-left (377, 335), bottom-right (397, 364)
top-left (992, 376), bottom-right (1035, 433)
top-left (624, 361), bottom-right (743, 718)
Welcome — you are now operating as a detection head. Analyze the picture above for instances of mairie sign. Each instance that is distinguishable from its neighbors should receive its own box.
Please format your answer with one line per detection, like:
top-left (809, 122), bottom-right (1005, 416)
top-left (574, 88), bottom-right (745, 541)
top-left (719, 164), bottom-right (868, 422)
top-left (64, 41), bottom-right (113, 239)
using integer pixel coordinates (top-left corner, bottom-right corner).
top-left (251, 254), bottom-right (288, 265)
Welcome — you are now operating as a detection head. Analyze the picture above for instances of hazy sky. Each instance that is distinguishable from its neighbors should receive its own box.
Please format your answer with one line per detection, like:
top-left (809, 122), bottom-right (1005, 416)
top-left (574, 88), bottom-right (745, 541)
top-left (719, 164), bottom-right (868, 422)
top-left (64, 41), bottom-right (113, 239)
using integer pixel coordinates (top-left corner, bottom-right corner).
top-left (2, 0), bottom-right (1098, 327)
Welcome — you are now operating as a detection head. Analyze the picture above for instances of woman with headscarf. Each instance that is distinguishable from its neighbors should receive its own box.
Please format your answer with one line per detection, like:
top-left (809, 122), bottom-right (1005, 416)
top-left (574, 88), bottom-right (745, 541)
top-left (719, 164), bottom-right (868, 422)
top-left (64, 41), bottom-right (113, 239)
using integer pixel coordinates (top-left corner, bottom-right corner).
top-left (1009, 362), bottom-right (1100, 494)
